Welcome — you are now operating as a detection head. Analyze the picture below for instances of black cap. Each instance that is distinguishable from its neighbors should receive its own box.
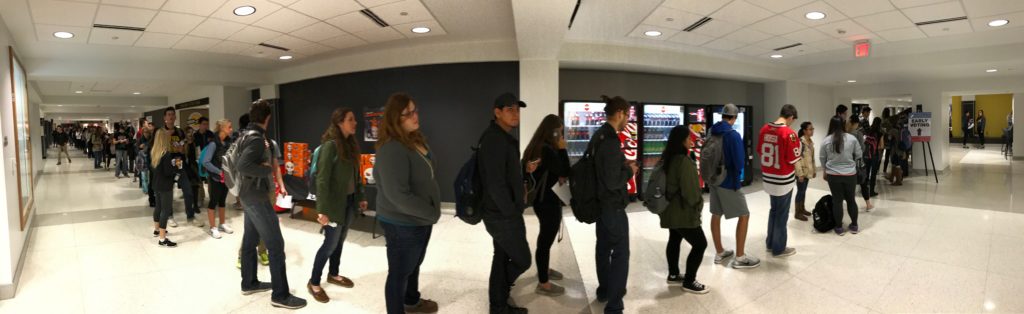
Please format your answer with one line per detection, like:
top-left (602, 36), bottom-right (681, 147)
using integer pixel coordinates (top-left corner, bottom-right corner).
top-left (494, 92), bottom-right (527, 109)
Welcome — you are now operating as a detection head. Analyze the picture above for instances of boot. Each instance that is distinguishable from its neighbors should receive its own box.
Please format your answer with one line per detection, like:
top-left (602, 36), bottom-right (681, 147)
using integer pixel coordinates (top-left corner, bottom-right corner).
top-left (892, 168), bottom-right (904, 186)
top-left (794, 202), bottom-right (809, 221)
top-left (798, 201), bottom-right (812, 217)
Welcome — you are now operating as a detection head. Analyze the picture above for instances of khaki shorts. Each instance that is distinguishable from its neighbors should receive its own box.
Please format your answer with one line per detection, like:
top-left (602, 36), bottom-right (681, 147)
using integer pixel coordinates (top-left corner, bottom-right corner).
top-left (709, 185), bottom-right (749, 219)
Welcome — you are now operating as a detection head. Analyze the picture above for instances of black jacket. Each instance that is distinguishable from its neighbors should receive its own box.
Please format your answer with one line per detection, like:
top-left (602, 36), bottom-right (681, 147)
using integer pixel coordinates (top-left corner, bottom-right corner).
top-left (592, 123), bottom-right (632, 213)
top-left (54, 132), bottom-right (69, 145)
top-left (528, 144), bottom-right (571, 210)
top-left (236, 123), bottom-right (274, 201)
top-left (152, 154), bottom-right (181, 192)
top-left (478, 121), bottom-right (525, 219)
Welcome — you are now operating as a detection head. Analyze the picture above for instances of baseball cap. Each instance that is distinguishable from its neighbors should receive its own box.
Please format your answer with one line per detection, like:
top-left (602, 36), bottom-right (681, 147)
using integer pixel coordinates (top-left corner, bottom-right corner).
top-left (494, 92), bottom-right (527, 109)
top-left (722, 103), bottom-right (740, 116)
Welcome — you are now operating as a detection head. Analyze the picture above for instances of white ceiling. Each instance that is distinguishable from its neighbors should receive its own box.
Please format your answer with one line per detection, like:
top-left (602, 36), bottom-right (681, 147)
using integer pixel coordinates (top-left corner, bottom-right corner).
top-left (34, 79), bottom-right (190, 96)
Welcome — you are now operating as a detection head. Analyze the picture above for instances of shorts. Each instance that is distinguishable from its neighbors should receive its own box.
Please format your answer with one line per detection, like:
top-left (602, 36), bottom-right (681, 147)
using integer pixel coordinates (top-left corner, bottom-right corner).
top-left (709, 185), bottom-right (749, 219)
top-left (208, 180), bottom-right (228, 209)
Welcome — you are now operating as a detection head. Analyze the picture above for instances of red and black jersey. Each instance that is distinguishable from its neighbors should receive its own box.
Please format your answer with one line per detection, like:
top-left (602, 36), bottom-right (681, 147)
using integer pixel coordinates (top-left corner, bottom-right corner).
top-left (758, 122), bottom-right (801, 196)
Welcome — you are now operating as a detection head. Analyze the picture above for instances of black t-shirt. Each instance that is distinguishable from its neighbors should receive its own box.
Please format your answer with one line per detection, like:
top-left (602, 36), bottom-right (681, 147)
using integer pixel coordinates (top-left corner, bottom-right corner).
top-left (115, 131), bottom-right (128, 150)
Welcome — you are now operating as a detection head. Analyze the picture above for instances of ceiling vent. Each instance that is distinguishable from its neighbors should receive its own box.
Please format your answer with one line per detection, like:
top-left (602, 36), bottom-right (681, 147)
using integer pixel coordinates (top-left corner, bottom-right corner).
top-left (360, 9), bottom-right (389, 27)
top-left (915, 16), bottom-right (967, 26)
top-left (773, 43), bottom-right (803, 51)
top-left (258, 43), bottom-right (290, 51)
top-left (684, 17), bottom-right (713, 32)
top-left (92, 24), bottom-right (145, 32)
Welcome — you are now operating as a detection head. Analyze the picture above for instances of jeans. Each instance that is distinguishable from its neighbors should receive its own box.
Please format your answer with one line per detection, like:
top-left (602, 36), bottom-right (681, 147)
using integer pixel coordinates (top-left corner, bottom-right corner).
top-left (666, 228), bottom-right (707, 284)
top-left (595, 208), bottom-right (629, 314)
top-left (827, 175), bottom-right (859, 228)
top-left (381, 221), bottom-right (432, 314)
top-left (178, 174), bottom-right (198, 219)
top-left (57, 144), bottom-right (71, 162)
top-left (795, 179), bottom-right (809, 203)
top-left (153, 190), bottom-right (173, 229)
top-left (483, 216), bottom-right (532, 311)
top-left (93, 150), bottom-right (102, 168)
top-left (534, 204), bottom-right (562, 283)
top-left (309, 195), bottom-right (356, 286)
top-left (239, 197), bottom-right (290, 302)
top-left (115, 150), bottom-right (129, 177)
top-left (862, 158), bottom-right (880, 199)
top-left (766, 192), bottom-right (793, 255)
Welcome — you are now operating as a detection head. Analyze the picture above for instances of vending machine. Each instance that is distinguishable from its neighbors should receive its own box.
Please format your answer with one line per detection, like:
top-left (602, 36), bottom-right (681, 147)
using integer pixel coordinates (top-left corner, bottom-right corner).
top-left (561, 101), bottom-right (640, 196)
top-left (640, 104), bottom-right (686, 189)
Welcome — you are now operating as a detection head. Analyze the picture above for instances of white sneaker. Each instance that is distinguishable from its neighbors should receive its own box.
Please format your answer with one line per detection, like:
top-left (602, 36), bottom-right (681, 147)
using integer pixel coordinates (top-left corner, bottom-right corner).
top-left (714, 250), bottom-right (735, 265)
top-left (219, 224), bottom-right (234, 234)
top-left (210, 228), bottom-right (222, 239)
top-left (168, 218), bottom-right (178, 228)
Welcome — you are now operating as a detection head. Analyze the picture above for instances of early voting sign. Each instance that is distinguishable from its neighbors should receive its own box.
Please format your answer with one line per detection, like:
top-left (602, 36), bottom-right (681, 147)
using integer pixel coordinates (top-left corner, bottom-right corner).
top-left (910, 112), bottom-right (932, 142)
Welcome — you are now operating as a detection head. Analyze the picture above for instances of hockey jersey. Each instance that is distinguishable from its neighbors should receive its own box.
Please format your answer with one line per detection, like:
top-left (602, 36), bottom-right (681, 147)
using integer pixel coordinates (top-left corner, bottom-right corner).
top-left (758, 122), bottom-right (802, 196)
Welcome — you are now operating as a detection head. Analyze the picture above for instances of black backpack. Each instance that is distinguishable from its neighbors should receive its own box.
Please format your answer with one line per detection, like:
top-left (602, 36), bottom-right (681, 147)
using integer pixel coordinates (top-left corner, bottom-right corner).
top-left (569, 134), bottom-right (605, 224)
top-left (453, 141), bottom-right (484, 225)
top-left (812, 195), bottom-right (835, 233)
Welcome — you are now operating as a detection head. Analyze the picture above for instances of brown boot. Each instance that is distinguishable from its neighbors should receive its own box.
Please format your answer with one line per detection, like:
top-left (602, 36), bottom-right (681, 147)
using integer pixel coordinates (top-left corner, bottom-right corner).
top-left (893, 168), bottom-right (904, 186)
top-left (794, 203), bottom-right (808, 221)
top-left (798, 201), bottom-right (812, 217)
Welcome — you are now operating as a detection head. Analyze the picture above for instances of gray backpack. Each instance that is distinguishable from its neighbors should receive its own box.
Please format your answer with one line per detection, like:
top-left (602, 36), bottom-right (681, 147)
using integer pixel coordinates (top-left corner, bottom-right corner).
top-left (699, 134), bottom-right (726, 187)
top-left (643, 160), bottom-right (669, 214)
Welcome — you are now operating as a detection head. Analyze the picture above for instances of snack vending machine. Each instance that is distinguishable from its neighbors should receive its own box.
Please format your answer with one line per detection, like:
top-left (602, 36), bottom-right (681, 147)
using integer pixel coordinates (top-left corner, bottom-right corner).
top-left (561, 101), bottom-right (640, 196)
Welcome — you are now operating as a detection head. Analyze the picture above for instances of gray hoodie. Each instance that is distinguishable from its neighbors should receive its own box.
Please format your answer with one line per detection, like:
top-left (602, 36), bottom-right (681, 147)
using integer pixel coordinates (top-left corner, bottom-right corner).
top-left (820, 133), bottom-right (862, 176)
top-left (373, 140), bottom-right (441, 226)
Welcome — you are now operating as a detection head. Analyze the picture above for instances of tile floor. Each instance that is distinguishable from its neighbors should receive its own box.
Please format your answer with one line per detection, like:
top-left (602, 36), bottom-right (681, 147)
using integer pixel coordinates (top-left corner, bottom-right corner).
top-left (2, 146), bottom-right (1023, 313)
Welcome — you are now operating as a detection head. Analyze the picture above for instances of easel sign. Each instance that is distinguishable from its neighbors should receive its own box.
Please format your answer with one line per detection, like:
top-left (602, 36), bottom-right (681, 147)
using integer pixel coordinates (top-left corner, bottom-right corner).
top-left (909, 111), bottom-right (939, 183)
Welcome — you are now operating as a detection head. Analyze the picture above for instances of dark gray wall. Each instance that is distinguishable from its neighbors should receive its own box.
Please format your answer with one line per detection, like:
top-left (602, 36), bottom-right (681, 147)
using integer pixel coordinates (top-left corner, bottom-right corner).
top-left (278, 62), bottom-right (519, 202)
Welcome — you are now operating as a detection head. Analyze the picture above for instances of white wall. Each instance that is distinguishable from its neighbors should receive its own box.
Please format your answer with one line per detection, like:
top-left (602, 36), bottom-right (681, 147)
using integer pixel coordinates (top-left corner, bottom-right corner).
top-left (762, 81), bottom-right (835, 163)
top-left (0, 14), bottom-right (32, 298)
top-left (519, 59), bottom-right (559, 152)
top-left (223, 86), bottom-right (251, 126)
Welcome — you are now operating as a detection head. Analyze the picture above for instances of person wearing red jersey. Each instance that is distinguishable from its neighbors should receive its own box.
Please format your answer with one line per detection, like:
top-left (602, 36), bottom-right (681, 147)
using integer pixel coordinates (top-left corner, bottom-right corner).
top-left (758, 104), bottom-right (801, 258)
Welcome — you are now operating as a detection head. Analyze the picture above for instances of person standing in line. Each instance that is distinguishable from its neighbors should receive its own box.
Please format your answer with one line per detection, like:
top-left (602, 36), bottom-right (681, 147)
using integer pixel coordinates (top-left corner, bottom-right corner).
top-left (880, 109), bottom-right (893, 176)
top-left (184, 126), bottom-right (204, 219)
top-left (479, 93), bottom-right (533, 314)
top-left (821, 116), bottom-right (863, 236)
top-left (977, 110), bottom-right (987, 149)
top-left (86, 127), bottom-right (95, 158)
top-left (835, 104), bottom-right (849, 120)
top-left (709, 104), bottom-right (760, 269)
top-left (150, 130), bottom-right (179, 248)
top-left (373, 93), bottom-right (441, 314)
top-left (758, 104), bottom-right (801, 258)
top-left (194, 117), bottom-right (215, 206)
top-left (231, 114), bottom-right (251, 211)
top-left (201, 119), bottom-right (235, 239)
top-left (963, 111), bottom-right (973, 149)
top-left (846, 117), bottom-right (871, 211)
top-left (793, 122), bottom-right (816, 221)
top-left (103, 127), bottom-right (114, 169)
top-left (236, 100), bottom-right (307, 310)
top-left (521, 114), bottom-right (571, 297)
top-left (91, 127), bottom-right (104, 169)
top-left (863, 118), bottom-right (885, 201)
top-left (114, 125), bottom-right (130, 178)
top-left (55, 127), bottom-right (72, 165)
top-left (154, 108), bottom-right (197, 228)
top-left (659, 125), bottom-right (709, 294)
top-left (591, 95), bottom-right (636, 314)
top-left (860, 107), bottom-right (872, 132)
top-left (307, 108), bottom-right (368, 303)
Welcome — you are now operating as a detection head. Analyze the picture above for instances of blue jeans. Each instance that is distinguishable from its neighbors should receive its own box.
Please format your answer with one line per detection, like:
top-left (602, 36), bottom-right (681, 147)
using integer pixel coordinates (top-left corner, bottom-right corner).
top-left (240, 197), bottom-right (290, 302)
top-left (381, 221), bottom-right (432, 314)
top-left (177, 174), bottom-right (197, 219)
top-left (596, 208), bottom-right (630, 314)
top-left (93, 150), bottom-right (102, 168)
top-left (309, 195), bottom-right (356, 286)
top-left (766, 191), bottom-right (792, 255)
top-left (115, 150), bottom-right (129, 177)
top-left (795, 179), bottom-right (809, 203)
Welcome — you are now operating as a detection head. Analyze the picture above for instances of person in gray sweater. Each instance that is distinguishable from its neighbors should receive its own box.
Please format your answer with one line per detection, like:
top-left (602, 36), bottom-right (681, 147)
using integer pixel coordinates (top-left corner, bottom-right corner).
top-left (373, 93), bottom-right (441, 314)
top-left (821, 116), bottom-right (863, 236)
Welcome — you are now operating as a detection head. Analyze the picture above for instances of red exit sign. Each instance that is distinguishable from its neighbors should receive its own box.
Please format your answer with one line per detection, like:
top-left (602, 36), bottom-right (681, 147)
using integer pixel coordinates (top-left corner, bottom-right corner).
top-left (854, 41), bottom-right (870, 58)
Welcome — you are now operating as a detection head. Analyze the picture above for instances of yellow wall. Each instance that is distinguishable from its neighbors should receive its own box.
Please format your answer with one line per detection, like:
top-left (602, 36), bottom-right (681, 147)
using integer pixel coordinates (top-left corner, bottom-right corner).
top-left (975, 93), bottom-right (1013, 138)
top-left (952, 96), bottom-right (962, 137)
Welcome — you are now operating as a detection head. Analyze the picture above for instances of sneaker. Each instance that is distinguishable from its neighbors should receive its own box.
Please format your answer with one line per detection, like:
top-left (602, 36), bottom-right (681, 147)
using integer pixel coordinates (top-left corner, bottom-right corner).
top-left (772, 247), bottom-right (797, 258)
top-left (210, 228), bottom-right (222, 239)
top-left (242, 281), bottom-right (272, 295)
top-left (404, 298), bottom-right (439, 313)
top-left (850, 225), bottom-right (860, 234)
top-left (666, 274), bottom-right (684, 285)
top-left (260, 252), bottom-right (270, 266)
top-left (168, 218), bottom-right (178, 228)
top-left (271, 295), bottom-right (308, 310)
top-left (219, 224), bottom-right (235, 234)
top-left (157, 238), bottom-right (177, 248)
top-left (548, 269), bottom-right (564, 281)
top-left (535, 282), bottom-right (565, 297)
top-left (682, 280), bottom-right (709, 294)
top-left (731, 255), bottom-right (761, 269)
top-left (835, 227), bottom-right (847, 236)
top-left (714, 250), bottom-right (735, 265)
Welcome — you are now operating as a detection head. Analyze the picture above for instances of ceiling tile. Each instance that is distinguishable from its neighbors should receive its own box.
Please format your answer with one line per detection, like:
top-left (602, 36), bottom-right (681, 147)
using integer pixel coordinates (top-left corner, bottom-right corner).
top-left (291, 22), bottom-right (347, 42)
top-left (145, 11), bottom-right (205, 34)
top-left (133, 32), bottom-right (184, 48)
top-left (815, 19), bottom-right (872, 38)
top-left (29, 0), bottom-right (98, 27)
top-left (37, 81), bottom-right (72, 94)
top-left (240, 43), bottom-right (288, 58)
top-left (890, 0), bottom-right (954, 9)
top-left (326, 11), bottom-right (381, 33)
top-left (786, 44), bottom-right (822, 55)
top-left (94, 5), bottom-right (157, 28)
top-left (393, 20), bottom-right (446, 38)
top-left (753, 36), bottom-right (800, 49)
top-left (745, 0), bottom-right (815, 13)
top-left (255, 8), bottom-right (317, 33)
top-left (781, 28), bottom-right (830, 42)
top-left (642, 6), bottom-right (704, 30)
top-left (352, 26), bottom-right (404, 43)
top-left (207, 40), bottom-right (253, 54)
top-left (854, 10), bottom-right (916, 32)
top-left (666, 31), bottom-right (715, 46)
top-left (93, 81), bottom-right (120, 91)
top-left (372, 0), bottom-right (433, 25)
top-left (918, 19), bottom-right (973, 37)
top-left (711, 0), bottom-right (775, 26)
top-left (227, 26), bottom-right (282, 43)
top-left (690, 19), bottom-right (741, 37)
top-left (87, 28), bottom-right (143, 46)
top-left (703, 38), bottom-right (747, 51)
top-left (70, 81), bottom-right (97, 92)
top-left (805, 38), bottom-right (850, 50)
top-left (662, 0), bottom-right (731, 16)
top-left (320, 34), bottom-right (367, 49)
top-left (172, 35), bottom-right (221, 50)
top-left (750, 15), bottom-right (806, 36)
top-left (267, 0), bottom-right (300, 5)
top-left (211, 0), bottom-right (284, 24)
top-left (290, 0), bottom-right (363, 20)
top-left (901, 1), bottom-right (965, 23)
top-left (189, 18), bottom-right (247, 39)
top-left (289, 43), bottom-right (332, 56)
top-left (722, 28), bottom-right (773, 44)
top-left (355, 0), bottom-right (402, 8)
top-left (100, 0), bottom-right (167, 10)
top-left (783, 1), bottom-right (850, 26)
top-left (161, 0), bottom-right (229, 16)
top-left (825, 0), bottom-right (894, 18)
top-left (970, 11), bottom-right (1024, 32)
top-left (733, 44), bottom-right (772, 56)
top-left (264, 34), bottom-right (313, 49)
top-left (628, 25), bottom-right (681, 41)
top-left (962, 0), bottom-right (1024, 18)
top-left (35, 24), bottom-right (91, 43)
top-left (875, 26), bottom-right (928, 41)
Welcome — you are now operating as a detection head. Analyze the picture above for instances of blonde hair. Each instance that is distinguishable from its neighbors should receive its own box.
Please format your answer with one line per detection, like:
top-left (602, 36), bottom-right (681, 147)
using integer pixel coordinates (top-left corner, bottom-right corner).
top-left (151, 129), bottom-right (171, 169)
top-left (213, 119), bottom-right (232, 135)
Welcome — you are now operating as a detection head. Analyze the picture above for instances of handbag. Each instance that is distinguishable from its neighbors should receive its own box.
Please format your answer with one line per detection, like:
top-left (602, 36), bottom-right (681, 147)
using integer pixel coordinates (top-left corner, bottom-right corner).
top-left (524, 170), bottom-right (549, 206)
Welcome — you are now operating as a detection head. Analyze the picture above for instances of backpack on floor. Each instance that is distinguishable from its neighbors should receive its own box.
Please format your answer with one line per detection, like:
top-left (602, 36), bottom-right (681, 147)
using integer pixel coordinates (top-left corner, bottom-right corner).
top-left (698, 134), bottom-right (726, 187)
top-left (642, 160), bottom-right (670, 214)
top-left (223, 130), bottom-right (259, 197)
top-left (812, 194), bottom-right (835, 233)
top-left (453, 141), bottom-right (484, 225)
top-left (569, 134), bottom-right (605, 224)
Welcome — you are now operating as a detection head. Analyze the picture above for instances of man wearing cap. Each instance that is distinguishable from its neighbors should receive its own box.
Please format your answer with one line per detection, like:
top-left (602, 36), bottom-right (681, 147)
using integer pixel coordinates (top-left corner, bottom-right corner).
top-left (709, 104), bottom-right (760, 269)
top-left (478, 92), bottom-right (533, 314)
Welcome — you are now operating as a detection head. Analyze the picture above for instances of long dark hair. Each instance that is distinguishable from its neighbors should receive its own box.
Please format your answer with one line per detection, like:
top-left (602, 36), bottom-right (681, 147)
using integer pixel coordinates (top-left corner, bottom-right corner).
top-left (522, 114), bottom-right (563, 166)
top-left (869, 117), bottom-right (882, 137)
top-left (376, 93), bottom-right (427, 151)
top-left (828, 116), bottom-right (846, 154)
top-left (322, 107), bottom-right (360, 162)
top-left (661, 125), bottom-right (692, 173)
top-left (798, 121), bottom-right (812, 138)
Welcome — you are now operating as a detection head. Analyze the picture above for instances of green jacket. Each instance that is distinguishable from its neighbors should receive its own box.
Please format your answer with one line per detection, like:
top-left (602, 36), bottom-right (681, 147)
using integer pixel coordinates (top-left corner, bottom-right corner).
top-left (315, 141), bottom-right (364, 224)
top-left (658, 155), bottom-right (704, 229)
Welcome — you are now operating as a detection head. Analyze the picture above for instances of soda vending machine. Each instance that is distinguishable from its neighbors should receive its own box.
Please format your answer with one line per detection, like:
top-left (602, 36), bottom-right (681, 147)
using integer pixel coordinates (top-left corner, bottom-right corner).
top-left (561, 101), bottom-right (640, 196)
top-left (640, 104), bottom-right (686, 189)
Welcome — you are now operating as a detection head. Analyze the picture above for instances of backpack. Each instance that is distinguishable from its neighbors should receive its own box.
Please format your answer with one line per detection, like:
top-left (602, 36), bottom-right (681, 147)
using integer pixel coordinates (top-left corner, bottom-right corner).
top-left (307, 141), bottom-right (335, 197)
top-left (197, 144), bottom-right (211, 179)
top-left (812, 195), bottom-right (835, 233)
top-left (453, 142), bottom-right (484, 225)
top-left (900, 127), bottom-right (912, 151)
top-left (863, 134), bottom-right (878, 160)
top-left (698, 134), bottom-right (727, 187)
top-left (223, 130), bottom-right (259, 197)
top-left (642, 160), bottom-right (670, 214)
top-left (568, 134), bottom-right (605, 224)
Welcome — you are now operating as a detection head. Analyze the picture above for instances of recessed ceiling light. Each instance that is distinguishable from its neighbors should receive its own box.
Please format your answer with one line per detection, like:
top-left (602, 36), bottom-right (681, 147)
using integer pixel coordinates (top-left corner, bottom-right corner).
top-left (847, 80), bottom-right (857, 83)
top-left (986, 69), bottom-right (998, 73)
top-left (74, 90), bottom-right (83, 94)
top-left (805, 12), bottom-right (826, 20)
top-left (132, 92), bottom-right (141, 95)
top-left (644, 30), bottom-right (662, 37)
top-left (279, 55), bottom-right (293, 60)
top-left (411, 27), bottom-right (430, 34)
top-left (988, 19), bottom-right (1009, 27)
top-left (58, 105), bottom-right (63, 107)
top-left (234, 6), bottom-right (256, 16)
top-left (53, 31), bottom-right (74, 39)
top-left (770, 54), bottom-right (783, 59)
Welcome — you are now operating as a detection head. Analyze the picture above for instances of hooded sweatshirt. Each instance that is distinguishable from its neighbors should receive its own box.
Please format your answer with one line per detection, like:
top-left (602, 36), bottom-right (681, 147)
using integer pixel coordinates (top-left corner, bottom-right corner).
top-left (711, 121), bottom-right (745, 190)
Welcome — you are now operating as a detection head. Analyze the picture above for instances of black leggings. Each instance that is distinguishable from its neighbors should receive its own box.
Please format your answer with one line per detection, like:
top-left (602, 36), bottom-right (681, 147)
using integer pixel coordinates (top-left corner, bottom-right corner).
top-left (154, 190), bottom-right (173, 229)
top-left (533, 205), bottom-right (562, 283)
top-left (861, 158), bottom-right (880, 200)
top-left (666, 228), bottom-right (707, 284)
top-left (979, 131), bottom-right (986, 146)
top-left (208, 180), bottom-right (228, 209)
top-left (828, 175), bottom-right (859, 228)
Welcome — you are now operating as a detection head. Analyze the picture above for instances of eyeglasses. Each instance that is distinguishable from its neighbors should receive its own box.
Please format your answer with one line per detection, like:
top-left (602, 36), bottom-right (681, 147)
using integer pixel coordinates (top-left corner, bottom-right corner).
top-left (401, 108), bottom-right (419, 117)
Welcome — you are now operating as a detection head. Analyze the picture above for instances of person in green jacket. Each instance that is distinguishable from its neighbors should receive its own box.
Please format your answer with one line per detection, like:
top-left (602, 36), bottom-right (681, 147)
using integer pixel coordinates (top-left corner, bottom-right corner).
top-left (307, 107), bottom-right (368, 303)
top-left (658, 125), bottom-right (709, 294)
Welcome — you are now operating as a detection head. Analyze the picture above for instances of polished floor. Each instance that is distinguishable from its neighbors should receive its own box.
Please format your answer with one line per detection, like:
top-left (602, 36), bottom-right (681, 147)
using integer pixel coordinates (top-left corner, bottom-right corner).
top-left (2, 146), bottom-right (1022, 313)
